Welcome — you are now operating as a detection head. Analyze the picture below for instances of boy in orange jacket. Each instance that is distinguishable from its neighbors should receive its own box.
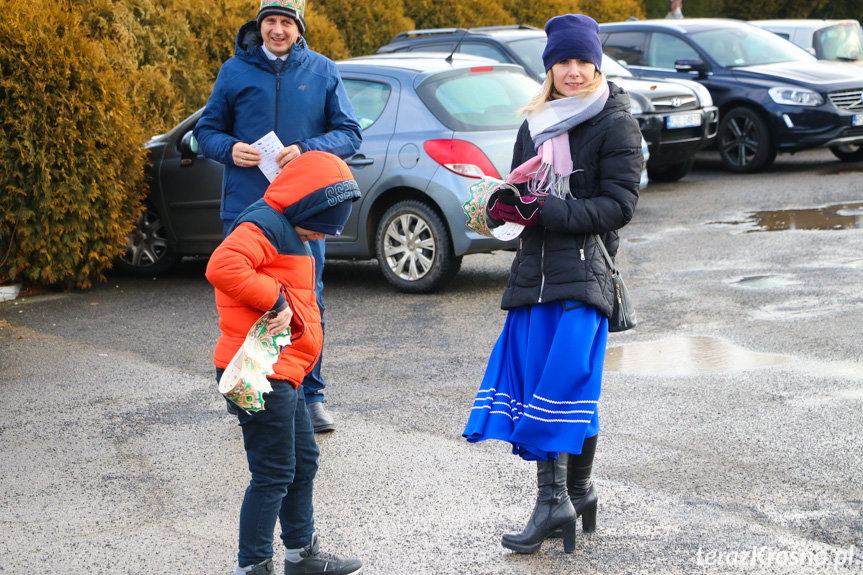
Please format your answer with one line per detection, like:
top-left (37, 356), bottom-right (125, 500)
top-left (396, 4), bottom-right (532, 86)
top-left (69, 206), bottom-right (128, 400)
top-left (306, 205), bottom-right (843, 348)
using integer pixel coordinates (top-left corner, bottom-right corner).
top-left (206, 151), bottom-right (362, 575)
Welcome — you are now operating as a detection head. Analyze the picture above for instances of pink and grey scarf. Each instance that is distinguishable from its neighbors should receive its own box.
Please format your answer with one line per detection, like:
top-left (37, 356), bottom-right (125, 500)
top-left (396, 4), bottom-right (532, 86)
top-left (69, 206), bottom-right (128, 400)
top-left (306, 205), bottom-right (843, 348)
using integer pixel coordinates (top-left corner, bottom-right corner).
top-left (507, 79), bottom-right (610, 199)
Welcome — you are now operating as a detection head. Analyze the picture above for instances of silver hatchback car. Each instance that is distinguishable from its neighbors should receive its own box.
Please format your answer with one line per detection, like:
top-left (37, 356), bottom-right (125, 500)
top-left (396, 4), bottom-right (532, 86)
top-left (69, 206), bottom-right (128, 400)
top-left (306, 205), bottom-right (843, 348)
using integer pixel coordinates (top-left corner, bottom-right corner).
top-left (121, 54), bottom-right (540, 293)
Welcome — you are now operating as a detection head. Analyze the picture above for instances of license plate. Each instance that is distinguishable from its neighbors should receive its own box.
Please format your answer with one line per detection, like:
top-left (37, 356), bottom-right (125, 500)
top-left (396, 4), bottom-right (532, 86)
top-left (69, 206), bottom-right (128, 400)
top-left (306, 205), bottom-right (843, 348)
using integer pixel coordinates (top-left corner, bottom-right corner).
top-left (667, 113), bottom-right (701, 129)
top-left (854, 114), bottom-right (863, 127)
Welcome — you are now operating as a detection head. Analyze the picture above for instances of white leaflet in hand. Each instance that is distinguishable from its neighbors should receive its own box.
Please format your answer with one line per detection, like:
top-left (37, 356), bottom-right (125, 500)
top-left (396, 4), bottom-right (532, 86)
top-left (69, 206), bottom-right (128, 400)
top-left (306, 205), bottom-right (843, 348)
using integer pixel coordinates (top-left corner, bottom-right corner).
top-left (251, 131), bottom-right (285, 183)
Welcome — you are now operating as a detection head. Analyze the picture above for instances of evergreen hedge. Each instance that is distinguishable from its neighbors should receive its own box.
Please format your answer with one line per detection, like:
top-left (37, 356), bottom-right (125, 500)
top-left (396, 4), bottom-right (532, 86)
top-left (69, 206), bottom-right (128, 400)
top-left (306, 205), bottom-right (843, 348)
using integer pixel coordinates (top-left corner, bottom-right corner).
top-left (0, 1), bottom-right (147, 289)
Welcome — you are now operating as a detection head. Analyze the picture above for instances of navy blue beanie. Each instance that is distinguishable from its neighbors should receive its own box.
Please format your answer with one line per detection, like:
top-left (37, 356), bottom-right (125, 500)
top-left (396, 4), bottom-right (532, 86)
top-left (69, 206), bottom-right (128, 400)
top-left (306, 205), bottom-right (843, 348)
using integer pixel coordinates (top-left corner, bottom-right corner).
top-left (295, 199), bottom-right (352, 237)
top-left (542, 14), bottom-right (603, 73)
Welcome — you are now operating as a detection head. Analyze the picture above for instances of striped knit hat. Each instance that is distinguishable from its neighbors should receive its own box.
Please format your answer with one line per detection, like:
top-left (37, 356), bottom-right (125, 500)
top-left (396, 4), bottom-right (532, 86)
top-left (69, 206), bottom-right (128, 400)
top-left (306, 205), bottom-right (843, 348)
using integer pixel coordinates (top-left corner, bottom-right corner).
top-left (257, 0), bottom-right (306, 35)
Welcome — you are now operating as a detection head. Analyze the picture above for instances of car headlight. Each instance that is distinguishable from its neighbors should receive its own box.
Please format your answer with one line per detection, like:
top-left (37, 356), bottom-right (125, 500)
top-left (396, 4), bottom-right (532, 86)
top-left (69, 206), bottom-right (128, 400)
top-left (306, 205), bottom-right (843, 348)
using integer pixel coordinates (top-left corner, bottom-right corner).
top-left (628, 94), bottom-right (646, 115)
top-left (688, 82), bottom-right (713, 107)
top-left (768, 87), bottom-right (823, 106)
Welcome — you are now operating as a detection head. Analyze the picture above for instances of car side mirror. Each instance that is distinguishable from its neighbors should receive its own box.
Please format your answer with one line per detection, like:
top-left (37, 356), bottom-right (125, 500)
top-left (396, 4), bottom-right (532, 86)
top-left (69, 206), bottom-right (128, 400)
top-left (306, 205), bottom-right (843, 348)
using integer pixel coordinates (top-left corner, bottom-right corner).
top-left (675, 58), bottom-right (709, 77)
top-left (179, 131), bottom-right (201, 166)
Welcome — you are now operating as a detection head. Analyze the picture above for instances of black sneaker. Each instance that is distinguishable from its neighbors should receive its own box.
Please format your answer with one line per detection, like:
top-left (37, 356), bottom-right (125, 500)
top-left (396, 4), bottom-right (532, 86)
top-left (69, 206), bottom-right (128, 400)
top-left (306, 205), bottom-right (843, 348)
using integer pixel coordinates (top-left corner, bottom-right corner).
top-left (234, 558), bottom-right (273, 575)
top-left (284, 533), bottom-right (361, 575)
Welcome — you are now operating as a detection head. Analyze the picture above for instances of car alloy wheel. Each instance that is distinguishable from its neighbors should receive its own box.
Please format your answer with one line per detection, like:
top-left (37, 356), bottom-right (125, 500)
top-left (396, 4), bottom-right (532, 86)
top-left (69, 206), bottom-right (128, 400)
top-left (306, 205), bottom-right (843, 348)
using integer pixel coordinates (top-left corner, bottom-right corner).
top-left (829, 144), bottom-right (863, 162)
top-left (718, 107), bottom-right (776, 173)
top-left (375, 200), bottom-right (455, 294)
top-left (115, 207), bottom-right (177, 275)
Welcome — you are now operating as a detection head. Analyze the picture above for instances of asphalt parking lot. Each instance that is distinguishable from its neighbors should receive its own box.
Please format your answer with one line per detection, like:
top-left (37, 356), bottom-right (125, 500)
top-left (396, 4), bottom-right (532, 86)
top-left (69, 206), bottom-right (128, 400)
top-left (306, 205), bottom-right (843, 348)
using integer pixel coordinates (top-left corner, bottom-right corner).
top-left (1, 149), bottom-right (862, 574)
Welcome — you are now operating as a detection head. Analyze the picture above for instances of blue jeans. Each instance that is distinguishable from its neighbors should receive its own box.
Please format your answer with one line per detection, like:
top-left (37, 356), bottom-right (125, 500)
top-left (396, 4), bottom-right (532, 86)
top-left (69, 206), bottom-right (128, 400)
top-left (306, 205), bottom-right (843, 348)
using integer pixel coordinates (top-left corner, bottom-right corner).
top-left (217, 369), bottom-right (319, 566)
top-left (223, 220), bottom-right (327, 404)
top-left (301, 239), bottom-right (327, 403)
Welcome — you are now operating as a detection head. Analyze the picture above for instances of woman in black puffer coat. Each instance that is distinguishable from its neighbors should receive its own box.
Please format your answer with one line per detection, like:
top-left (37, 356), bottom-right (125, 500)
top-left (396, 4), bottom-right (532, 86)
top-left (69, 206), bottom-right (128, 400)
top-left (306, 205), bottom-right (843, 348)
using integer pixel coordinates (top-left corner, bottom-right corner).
top-left (463, 14), bottom-right (642, 555)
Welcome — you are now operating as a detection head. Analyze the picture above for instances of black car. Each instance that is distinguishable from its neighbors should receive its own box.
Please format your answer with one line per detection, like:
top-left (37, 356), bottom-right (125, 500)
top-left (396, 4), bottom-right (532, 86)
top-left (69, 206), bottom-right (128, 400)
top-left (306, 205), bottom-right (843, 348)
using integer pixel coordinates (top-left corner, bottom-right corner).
top-left (378, 26), bottom-right (718, 181)
top-left (599, 18), bottom-right (863, 172)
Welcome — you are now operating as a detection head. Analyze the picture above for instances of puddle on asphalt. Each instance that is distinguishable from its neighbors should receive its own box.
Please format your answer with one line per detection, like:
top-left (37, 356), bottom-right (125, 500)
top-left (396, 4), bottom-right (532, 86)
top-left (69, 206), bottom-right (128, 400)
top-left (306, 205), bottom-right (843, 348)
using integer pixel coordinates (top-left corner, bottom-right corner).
top-left (743, 202), bottom-right (863, 231)
top-left (604, 336), bottom-right (790, 376)
top-left (734, 275), bottom-right (797, 288)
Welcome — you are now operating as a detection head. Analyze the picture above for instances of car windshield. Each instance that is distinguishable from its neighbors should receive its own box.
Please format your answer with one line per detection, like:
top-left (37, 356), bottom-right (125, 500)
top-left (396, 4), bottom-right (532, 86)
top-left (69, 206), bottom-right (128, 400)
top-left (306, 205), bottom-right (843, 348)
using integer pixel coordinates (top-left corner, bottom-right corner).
top-left (416, 69), bottom-right (539, 131)
top-left (505, 37), bottom-right (548, 79)
top-left (601, 55), bottom-right (634, 77)
top-left (692, 26), bottom-right (816, 67)
top-left (814, 23), bottom-right (863, 61)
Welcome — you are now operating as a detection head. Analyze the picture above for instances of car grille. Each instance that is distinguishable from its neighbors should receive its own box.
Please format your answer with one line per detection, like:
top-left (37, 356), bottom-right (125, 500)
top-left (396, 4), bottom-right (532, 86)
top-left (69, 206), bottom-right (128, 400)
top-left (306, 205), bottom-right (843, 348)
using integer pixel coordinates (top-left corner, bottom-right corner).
top-left (651, 95), bottom-right (698, 112)
top-left (828, 88), bottom-right (863, 111)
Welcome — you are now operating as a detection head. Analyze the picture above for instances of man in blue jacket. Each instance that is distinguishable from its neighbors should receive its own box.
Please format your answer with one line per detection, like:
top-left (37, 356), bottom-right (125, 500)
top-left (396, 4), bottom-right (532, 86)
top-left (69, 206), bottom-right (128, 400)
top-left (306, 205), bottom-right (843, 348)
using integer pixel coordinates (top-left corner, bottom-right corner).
top-left (195, 0), bottom-right (362, 434)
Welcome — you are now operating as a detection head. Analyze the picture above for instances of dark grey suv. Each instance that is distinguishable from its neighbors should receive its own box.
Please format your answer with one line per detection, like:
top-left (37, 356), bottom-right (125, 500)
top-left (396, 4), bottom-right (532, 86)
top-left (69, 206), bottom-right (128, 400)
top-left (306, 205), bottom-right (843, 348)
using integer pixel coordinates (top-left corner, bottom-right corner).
top-left (378, 25), bottom-right (718, 181)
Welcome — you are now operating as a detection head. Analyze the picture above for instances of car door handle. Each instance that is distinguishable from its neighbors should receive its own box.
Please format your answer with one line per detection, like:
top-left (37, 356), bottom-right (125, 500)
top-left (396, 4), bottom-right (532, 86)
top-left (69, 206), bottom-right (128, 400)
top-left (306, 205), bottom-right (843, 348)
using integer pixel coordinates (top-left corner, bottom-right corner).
top-left (345, 155), bottom-right (374, 166)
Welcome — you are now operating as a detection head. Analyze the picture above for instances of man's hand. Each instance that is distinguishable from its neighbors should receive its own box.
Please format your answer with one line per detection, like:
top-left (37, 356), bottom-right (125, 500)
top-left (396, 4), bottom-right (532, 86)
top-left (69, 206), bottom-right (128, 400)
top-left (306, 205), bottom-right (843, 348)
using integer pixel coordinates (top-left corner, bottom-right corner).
top-left (276, 144), bottom-right (302, 168)
top-left (232, 142), bottom-right (261, 167)
top-left (266, 306), bottom-right (293, 336)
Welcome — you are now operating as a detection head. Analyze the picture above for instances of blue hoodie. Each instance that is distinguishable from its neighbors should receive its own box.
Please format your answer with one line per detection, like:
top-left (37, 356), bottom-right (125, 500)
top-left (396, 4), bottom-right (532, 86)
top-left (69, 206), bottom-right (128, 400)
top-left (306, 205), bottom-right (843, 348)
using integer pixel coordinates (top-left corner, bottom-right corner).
top-left (194, 20), bottom-right (362, 222)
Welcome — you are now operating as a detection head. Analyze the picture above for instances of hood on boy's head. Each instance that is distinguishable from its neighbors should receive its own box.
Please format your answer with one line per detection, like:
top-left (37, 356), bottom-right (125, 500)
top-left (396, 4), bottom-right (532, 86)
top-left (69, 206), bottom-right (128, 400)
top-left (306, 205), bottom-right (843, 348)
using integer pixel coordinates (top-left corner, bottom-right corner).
top-left (263, 151), bottom-right (361, 234)
top-left (294, 198), bottom-right (352, 237)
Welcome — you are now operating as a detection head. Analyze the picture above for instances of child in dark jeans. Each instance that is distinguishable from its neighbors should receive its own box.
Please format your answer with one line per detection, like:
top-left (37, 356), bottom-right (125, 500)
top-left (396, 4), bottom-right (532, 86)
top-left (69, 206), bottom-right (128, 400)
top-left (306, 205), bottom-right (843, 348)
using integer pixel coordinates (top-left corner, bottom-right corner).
top-left (207, 151), bottom-right (362, 575)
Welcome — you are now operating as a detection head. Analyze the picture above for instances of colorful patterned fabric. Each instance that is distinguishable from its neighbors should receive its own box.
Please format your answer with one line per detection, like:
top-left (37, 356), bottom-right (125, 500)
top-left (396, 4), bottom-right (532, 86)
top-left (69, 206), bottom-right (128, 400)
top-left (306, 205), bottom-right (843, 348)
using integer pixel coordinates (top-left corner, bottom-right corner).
top-left (260, 0), bottom-right (304, 15)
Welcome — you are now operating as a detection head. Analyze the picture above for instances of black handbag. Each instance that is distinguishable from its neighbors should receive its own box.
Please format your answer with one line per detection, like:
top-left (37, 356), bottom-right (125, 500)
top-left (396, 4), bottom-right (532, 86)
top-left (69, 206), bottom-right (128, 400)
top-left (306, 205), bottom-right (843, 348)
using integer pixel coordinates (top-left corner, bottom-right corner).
top-left (593, 235), bottom-right (637, 332)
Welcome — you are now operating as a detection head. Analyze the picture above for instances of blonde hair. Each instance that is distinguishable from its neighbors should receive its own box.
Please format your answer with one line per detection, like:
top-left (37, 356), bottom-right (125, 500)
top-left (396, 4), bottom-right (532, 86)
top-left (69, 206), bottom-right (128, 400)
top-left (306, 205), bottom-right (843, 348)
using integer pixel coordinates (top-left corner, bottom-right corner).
top-left (519, 69), bottom-right (605, 115)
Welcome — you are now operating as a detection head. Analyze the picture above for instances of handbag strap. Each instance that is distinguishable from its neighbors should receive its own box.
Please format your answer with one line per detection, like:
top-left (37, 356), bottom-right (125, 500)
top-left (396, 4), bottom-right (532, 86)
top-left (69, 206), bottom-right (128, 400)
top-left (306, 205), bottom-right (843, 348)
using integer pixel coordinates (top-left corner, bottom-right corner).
top-left (592, 234), bottom-right (617, 273)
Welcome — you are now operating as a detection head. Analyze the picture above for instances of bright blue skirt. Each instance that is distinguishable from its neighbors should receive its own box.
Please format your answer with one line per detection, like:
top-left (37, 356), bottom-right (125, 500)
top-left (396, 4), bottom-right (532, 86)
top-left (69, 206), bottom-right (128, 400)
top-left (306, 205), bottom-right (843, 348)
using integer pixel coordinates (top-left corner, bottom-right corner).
top-left (463, 301), bottom-right (607, 461)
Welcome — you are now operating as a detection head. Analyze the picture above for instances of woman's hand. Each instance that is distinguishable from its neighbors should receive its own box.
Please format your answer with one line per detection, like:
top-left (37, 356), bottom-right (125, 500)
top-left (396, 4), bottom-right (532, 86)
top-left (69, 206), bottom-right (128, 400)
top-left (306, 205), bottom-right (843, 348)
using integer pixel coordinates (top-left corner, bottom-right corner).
top-left (488, 195), bottom-right (543, 226)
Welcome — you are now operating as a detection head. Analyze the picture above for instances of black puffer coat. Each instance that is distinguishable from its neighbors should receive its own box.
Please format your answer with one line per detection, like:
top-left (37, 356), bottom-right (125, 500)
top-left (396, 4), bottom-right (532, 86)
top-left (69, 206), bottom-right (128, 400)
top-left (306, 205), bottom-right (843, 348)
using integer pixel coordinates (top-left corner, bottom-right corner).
top-left (500, 81), bottom-right (642, 317)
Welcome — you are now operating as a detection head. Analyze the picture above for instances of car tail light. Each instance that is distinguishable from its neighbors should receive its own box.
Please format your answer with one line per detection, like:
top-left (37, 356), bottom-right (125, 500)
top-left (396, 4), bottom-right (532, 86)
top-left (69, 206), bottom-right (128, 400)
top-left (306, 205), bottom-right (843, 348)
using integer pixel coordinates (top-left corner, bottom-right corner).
top-left (423, 139), bottom-right (501, 179)
top-left (470, 66), bottom-right (494, 72)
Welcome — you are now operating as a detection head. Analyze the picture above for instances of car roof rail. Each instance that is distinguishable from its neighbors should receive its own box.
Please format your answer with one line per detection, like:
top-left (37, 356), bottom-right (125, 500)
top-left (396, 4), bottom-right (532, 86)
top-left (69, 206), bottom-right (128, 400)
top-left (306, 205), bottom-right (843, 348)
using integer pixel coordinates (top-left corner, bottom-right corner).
top-left (391, 28), bottom-right (469, 41)
top-left (470, 24), bottom-right (542, 31)
top-left (390, 24), bottom-right (542, 42)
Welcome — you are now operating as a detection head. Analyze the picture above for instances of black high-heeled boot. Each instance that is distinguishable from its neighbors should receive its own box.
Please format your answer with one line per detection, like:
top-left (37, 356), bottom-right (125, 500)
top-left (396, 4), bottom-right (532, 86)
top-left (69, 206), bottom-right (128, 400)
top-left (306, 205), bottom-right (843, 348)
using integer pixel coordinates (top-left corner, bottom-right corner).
top-left (550, 434), bottom-right (599, 538)
top-left (501, 455), bottom-right (577, 554)
top-left (568, 434), bottom-right (598, 533)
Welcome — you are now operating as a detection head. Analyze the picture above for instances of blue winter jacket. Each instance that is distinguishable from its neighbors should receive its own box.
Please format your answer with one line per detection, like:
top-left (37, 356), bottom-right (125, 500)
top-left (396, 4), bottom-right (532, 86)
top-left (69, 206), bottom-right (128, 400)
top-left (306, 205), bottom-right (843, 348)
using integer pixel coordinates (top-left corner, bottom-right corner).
top-left (194, 21), bottom-right (362, 222)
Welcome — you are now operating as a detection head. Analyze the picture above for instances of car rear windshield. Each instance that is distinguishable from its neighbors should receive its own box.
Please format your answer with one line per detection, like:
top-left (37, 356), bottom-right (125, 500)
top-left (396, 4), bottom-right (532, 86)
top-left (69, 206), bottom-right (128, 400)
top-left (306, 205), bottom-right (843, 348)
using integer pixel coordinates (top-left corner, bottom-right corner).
top-left (693, 26), bottom-right (816, 67)
top-left (416, 69), bottom-right (539, 131)
top-left (814, 23), bottom-right (863, 61)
